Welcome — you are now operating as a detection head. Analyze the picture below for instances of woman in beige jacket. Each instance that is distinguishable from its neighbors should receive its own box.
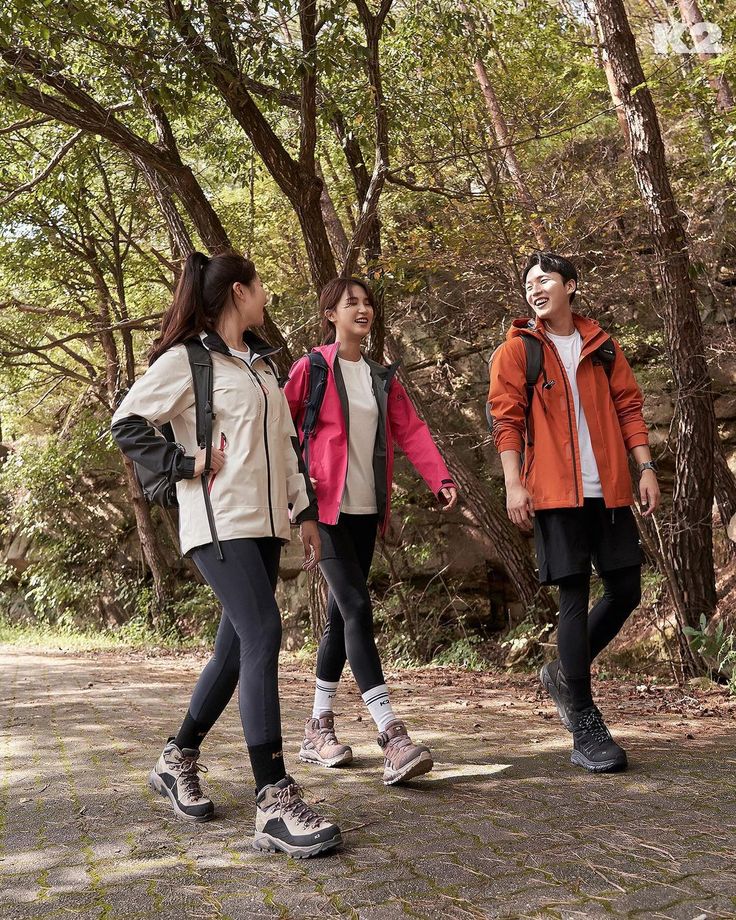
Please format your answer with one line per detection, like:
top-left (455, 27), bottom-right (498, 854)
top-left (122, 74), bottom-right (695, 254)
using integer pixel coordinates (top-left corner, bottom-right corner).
top-left (112, 250), bottom-right (342, 858)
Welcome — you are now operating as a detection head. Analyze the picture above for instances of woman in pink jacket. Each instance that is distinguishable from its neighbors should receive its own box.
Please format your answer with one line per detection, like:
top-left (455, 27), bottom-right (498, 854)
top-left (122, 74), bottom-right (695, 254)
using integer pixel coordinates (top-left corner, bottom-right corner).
top-left (284, 277), bottom-right (458, 785)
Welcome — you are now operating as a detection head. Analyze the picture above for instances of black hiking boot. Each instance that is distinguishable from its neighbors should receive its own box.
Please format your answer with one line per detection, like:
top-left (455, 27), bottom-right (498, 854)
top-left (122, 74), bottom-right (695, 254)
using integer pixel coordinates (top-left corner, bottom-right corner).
top-left (539, 659), bottom-right (575, 731)
top-left (571, 706), bottom-right (628, 773)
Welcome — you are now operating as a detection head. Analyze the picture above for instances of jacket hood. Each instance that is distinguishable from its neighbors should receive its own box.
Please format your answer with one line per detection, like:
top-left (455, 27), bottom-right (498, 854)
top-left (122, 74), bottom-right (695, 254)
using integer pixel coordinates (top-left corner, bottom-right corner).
top-left (507, 312), bottom-right (609, 353)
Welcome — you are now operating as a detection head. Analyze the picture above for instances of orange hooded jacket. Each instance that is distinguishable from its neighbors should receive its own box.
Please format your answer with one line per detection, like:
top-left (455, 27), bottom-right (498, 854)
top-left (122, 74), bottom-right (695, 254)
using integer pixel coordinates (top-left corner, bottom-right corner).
top-left (487, 313), bottom-right (650, 510)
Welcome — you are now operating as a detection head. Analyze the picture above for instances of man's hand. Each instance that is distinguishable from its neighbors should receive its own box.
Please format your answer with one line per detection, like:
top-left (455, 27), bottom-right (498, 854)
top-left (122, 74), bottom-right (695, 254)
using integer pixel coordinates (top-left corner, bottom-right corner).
top-left (300, 520), bottom-right (321, 570)
top-left (639, 470), bottom-right (660, 517)
top-left (507, 482), bottom-right (535, 532)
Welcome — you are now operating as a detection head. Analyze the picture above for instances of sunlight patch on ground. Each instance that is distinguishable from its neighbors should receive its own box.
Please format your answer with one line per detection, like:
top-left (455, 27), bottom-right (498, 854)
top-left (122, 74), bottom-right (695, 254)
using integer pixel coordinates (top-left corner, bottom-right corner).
top-left (420, 762), bottom-right (512, 782)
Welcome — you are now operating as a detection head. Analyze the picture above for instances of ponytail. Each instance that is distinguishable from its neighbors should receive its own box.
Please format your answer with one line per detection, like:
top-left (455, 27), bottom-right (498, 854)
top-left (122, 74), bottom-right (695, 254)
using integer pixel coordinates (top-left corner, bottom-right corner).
top-left (150, 250), bottom-right (257, 364)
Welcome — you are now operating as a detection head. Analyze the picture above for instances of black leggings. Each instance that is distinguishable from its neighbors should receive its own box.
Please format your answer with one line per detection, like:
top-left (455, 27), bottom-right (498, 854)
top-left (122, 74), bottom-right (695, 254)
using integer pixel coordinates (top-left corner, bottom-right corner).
top-left (315, 513), bottom-right (385, 693)
top-left (186, 538), bottom-right (283, 753)
top-left (557, 564), bottom-right (642, 710)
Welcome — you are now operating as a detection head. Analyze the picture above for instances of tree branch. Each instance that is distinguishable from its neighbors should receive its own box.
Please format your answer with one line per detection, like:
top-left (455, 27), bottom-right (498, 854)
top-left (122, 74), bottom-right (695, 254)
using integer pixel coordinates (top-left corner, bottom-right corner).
top-left (0, 128), bottom-right (83, 206)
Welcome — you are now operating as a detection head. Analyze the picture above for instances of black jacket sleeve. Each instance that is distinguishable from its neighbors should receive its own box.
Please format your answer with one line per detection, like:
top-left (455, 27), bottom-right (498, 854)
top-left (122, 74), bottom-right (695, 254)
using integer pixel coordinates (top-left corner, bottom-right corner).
top-left (111, 414), bottom-right (196, 484)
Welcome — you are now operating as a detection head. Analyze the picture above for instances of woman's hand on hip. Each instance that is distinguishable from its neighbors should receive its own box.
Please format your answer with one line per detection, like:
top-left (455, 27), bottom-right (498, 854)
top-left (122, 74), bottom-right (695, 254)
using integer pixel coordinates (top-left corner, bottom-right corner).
top-left (193, 446), bottom-right (225, 477)
top-left (300, 520), bottom-right (321, 570)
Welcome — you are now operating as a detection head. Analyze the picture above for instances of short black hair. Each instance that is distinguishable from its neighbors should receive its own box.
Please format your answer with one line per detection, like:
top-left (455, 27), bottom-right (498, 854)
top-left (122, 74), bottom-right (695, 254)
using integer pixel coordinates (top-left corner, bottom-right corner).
top-left (522, 252), bottom-right (578, 303)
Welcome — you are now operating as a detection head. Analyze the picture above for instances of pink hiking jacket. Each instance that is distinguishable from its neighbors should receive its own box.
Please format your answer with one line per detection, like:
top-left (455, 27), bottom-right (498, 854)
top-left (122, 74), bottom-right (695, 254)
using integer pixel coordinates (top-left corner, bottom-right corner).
top-left (284, 343), bottom-right (456, 533)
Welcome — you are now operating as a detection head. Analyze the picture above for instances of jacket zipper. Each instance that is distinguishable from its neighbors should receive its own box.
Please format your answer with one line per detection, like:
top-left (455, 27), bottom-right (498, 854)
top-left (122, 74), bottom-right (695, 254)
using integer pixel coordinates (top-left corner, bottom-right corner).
top-left (334, 361), bottom-right (350, 524)
top-left (542, 334), bottom-right (581, 507)
top-left (235, 354), bottom-right (277, 538)
top-left (382, 409), bottom-right (391, 531)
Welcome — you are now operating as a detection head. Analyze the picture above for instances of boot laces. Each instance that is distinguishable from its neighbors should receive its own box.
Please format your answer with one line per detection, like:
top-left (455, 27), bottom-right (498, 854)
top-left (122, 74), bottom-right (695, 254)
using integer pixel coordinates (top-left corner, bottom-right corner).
top-left (578, 707), bottom-right (611, 745)
top-left (385, 732), bottom-right (414, 755)
top-left (318, 726), bottom-right (339, 745)
top-left (177, 755), bottom-right (207, 800)
top-left (274, 783), bottom-right (323, 830)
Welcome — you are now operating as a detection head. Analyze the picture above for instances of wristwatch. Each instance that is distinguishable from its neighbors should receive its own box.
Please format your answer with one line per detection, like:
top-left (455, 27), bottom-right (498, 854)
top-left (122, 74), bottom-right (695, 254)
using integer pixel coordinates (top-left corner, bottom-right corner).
top-left (638, 460), bottom-right (658, 475)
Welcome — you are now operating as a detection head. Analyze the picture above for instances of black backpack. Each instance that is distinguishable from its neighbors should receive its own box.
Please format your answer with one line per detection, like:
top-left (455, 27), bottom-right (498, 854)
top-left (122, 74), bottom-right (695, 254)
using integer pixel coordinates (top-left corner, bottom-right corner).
top-left (486, 332), bottom-right (616, 452)
top-left (135, 339), bottom-right (222, 559)
top-left (299, 352), bottom-right (329, 471)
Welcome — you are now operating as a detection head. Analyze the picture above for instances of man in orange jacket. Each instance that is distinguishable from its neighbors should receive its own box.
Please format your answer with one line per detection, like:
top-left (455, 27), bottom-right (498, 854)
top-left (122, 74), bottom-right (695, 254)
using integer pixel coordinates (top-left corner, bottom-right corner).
top-left (487, 251), bottom-right (660, 773)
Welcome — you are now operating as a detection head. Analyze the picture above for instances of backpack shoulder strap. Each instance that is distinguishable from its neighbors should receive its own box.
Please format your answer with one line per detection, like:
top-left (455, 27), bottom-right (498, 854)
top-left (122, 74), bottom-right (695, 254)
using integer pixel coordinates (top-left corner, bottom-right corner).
top-left (522, 335), bottom-right (543, 390)
top-left (185, 340), bottom-right (214, 458)
top-left (592, 337), bottom-right (616, 379)
top-left (521, 335), bottom-right (543, 443)
top-left (184, 339), bottom-right (222, 560)
top-left (302, 352), bottom-right (329, 439)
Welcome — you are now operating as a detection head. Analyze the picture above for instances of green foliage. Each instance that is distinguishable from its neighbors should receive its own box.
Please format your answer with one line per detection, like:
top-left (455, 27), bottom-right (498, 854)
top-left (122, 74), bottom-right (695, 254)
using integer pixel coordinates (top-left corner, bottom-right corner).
top-left (684, 614), bottom-right (736, 696)
top-left (432, 635), bottom-right (492, 671)
top-left (0, 413), bottom-right (136, 626)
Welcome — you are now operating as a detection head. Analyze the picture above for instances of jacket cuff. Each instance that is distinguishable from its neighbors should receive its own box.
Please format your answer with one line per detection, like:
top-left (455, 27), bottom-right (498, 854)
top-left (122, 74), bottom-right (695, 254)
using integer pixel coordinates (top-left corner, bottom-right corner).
top-left (178, 454), bottom-right (197, 479)
top-left (494, 430), bottom-right (524, 454)
top-left (294, 504), bottom-right (319, 525)
top-left (624, 432), bottom-right (650, 451)
top-left (437, 479), bottom-right (456, 495)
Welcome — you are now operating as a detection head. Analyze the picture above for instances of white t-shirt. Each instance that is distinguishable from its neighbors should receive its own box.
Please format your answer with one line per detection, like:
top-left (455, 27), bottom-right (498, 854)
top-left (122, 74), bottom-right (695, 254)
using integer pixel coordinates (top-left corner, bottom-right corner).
top-left (546, 329), bottom-right (603, 498)
top-left (229, 346), bottom-right (253, 364)
top-left (338, 357), bottom-right (379, 514)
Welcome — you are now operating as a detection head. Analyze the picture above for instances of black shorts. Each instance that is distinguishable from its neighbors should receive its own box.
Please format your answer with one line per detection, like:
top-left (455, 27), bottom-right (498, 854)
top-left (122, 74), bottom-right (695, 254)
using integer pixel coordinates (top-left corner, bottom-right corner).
top-left (533, 498), bottom-right (644, 585)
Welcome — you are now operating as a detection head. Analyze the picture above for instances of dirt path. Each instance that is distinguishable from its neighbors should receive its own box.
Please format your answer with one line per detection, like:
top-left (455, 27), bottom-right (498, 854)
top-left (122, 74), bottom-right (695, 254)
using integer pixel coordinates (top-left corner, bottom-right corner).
top-left (2, 646), bottom-right (735, 919)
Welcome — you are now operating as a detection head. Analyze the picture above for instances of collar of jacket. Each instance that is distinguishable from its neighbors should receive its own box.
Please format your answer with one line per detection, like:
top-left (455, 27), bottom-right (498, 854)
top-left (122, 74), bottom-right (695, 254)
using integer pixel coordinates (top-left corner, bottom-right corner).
top-left (310, 342), bottom-right (401, 392)
top-left (508, 311), bottom-right (610, 361)
top-left (200, 329), bottom-right (281, 362)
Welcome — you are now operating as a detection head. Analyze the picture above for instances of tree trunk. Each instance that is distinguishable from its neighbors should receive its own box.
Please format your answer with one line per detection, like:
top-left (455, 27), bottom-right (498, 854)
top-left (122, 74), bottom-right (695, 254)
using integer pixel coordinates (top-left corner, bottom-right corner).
top-left (317, 161), bottom-right (350, 262)
top-left (136, 158), bottom-right (194, 263)
top-left (308, 570), bottom-right (327, 641)
top-left (589, 15), bottom-right (631, 144)
top-left (632, 486), bottom-right (702, 679)
top-left (295, 183), bottom-right (339, 292)
top-left (168, 166), bottom-right (231, 253)
top-left (676, 0), bottom-right (734, 111)
top-left (714, 440), bottom-right (736, 556)
top-left (592, 0), bottom-right (716, 674)
top-left (120, 456), bottom-right (173, 620)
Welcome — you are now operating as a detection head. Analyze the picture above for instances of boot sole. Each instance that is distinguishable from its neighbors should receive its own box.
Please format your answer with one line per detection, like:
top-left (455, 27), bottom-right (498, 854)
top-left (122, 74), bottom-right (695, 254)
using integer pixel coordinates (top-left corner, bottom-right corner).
top-left (570, 751), bottom-right (628, 773)
top-left (148, 770), bottom-right (214, 822)
top-left (252, 831), bottom-right (343, 858)
top-left (539, 665), bottom-right (574, 732)
top-left (383, 750), bottom-right (434, 786)
top-left (298, 746), bottom-right (353, 768)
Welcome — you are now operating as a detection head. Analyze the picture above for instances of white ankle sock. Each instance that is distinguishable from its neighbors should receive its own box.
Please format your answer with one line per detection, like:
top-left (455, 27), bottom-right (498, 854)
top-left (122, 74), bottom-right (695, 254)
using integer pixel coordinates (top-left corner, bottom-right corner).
top-left (362, 684), bottom-right (396, 732)
top-left (312, 679), bottom-right (339, 718)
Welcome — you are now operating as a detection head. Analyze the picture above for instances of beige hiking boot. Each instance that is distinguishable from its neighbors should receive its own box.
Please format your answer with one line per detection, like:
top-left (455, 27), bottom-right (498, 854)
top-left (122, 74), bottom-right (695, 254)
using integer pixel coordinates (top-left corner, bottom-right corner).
top-left (299, 712), bottom-right (353, 768)
top-left (148, 738), bottom-right (214, 822)
top-left (377, 719), bottom-right (433, 785)
top-left (253, 776), bottom-right (342, 857)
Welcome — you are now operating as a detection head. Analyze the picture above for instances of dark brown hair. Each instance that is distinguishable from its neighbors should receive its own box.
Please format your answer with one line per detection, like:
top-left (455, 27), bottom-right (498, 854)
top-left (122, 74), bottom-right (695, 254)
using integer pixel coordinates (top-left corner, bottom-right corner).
top-left (318, 277), bottom-right (375, 344)
top-left (149, 250), bottom-right (257, 363)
